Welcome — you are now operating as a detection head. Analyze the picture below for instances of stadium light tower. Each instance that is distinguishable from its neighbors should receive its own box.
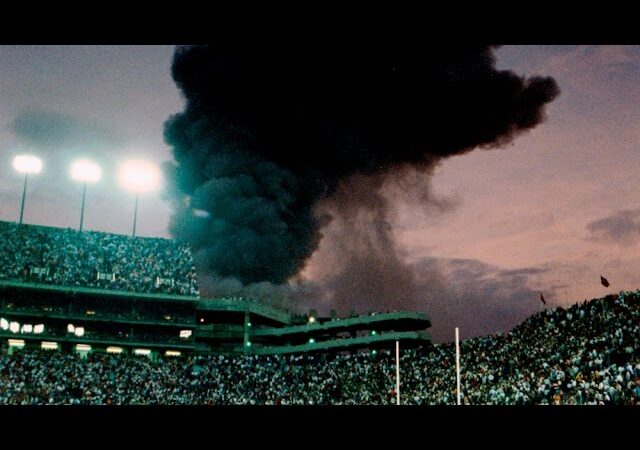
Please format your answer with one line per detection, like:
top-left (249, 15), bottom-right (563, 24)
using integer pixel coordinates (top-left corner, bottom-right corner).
top-left (71, 159), bottom-right (102, 232)
top-left (12, 155), bottom-right (42, 225)
top-left (117, 160), bottom-right (161, 237)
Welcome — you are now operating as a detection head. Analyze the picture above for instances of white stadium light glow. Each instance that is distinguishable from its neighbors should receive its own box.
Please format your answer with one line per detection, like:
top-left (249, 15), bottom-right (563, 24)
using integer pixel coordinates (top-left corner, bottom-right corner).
top-left (71, 159), bottom-right (102, 183)
top-left (41, 341), bottom-right (58, 350)
top-left (67, 324), bottom-right (75, 333)
top-left (8, 339), bottom-right (25, 348)
top-left (118, 160), bottom-right (161, 193)
top-left (21, 324), bottom-right (33, 333)
top-left (76, 344), bottom-right (91, 352)
top-left (9, 322), bottom-right (19, 333)
top-left (106, 346), bottom-right (123, 354)
top-left (13, 155), bottom-right (42, 174)
top-left (134, 348), bottom-right (151, 356)
top-left (74, 327), bottom-right (85, 337)
top-left (33, 324), bottom-right (45, 334)
top-left (179, 329), bottom-right (192, 339)
top-left (308, 316), bottom-right (316, 324)
top-left (165, 350), bottom-right (181, 357)
top-left (0, 318), bottom-right (8, 330)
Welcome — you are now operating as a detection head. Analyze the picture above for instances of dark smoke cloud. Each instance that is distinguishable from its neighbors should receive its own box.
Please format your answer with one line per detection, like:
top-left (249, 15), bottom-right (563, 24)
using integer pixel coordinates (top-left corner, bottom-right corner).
top-left (306, 254), bottom-right (551, 342)
top-left (586, 208), bottom-right (640, 246)
top-left (304, 173), bottom-right (418, 314)
top-left (164, 44), bottom-right (559, 318)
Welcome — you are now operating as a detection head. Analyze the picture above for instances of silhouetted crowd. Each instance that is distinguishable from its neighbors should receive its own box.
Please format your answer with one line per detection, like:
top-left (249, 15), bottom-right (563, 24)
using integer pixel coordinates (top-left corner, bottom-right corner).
top-left (1, 291), bottom-right (640, 405)
top-left (0, 221), bottom-right (199, 296)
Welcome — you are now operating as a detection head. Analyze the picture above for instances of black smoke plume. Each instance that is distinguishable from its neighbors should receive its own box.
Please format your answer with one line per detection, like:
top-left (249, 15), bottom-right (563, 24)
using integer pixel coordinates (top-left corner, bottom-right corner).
top-left (164, 44), bottom-right (559, 308)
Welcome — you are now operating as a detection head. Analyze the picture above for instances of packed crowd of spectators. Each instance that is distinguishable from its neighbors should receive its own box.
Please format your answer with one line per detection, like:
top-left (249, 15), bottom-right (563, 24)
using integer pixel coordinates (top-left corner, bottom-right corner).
top-left (1, 291), bottom-right (640, 405)
top-left (0, 221), bottom-right (199, 296)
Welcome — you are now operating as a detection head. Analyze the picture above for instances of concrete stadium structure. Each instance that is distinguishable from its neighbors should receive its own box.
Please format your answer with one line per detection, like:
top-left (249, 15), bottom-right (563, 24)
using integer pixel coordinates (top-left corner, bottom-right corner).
top-left (0, 221), bottom-right (431, 359)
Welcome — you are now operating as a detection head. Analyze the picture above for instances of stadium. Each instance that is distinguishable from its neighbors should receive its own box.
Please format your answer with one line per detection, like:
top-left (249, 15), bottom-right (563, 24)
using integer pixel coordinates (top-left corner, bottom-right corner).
top-left (1, 219), bottom-right (639, 405)
top-left (2, 44), bottom-right (640, 408)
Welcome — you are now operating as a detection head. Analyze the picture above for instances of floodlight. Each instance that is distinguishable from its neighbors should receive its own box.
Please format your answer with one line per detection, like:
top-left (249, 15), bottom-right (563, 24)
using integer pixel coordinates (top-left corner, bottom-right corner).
top-left (74, 327), bottom-right (85, 337)
top-left (9, 322), bottom-right (19, 333)
top-left (134, 348), bottom-right (151, 356)
top-left (118, 159), bottom-right (161, 236)
top-left (106, 346), bottom-right (123, 354)
top-left (309, 338), bottom-right (315, 344)
top-left (13, 155), bottom-right (42, 224)
top-left (67, 324), bottom-right (75, 333)
top-left (13, 155), bottom-right (42, 174)
top-left (21, 324), bottom-right (33, 333)
top-left (33, 324), bottom-right (45, 334)
top-left (0, 318), bottom-right (8, 330)
top-left (41, 341), bottom-right (58, 350)
top-left (8, 339), bottom-right (25, 348)
top-left (70, 159), bottom-right (101, 231)
top-left (118, 160), bottom-right (161, 193)
top-left (71, 159), bottom-right (101, 183)
top-left (165, 350), bottom-right (181, 357)
top-left (308, 316), bottom-right (316, 324)
top-left (76, 344), bottom-right (91, 352)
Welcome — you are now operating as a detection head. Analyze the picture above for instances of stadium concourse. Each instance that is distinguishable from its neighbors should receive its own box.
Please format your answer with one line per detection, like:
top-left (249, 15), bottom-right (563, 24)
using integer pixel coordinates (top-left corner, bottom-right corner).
top-left (1, 291), bottom-right (640, 405)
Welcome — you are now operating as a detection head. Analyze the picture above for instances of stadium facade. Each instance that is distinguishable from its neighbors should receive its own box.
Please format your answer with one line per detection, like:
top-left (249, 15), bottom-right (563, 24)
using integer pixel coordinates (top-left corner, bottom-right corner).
top-left (0, 221), bottom-right (430, 359)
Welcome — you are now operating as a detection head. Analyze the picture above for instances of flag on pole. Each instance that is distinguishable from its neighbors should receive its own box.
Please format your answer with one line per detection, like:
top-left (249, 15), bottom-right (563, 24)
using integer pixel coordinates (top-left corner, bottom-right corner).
top-left (600, 276), bottom-right (610, 287)
top-left (540, 293), bottom-right (546, 305)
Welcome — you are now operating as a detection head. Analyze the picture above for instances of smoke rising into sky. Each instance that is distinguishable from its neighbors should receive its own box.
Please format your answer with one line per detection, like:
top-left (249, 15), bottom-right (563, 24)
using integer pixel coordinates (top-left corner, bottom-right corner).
top-left (164, 44), bottom-right (559, 327)
top-left (5, 45), bottom-right (640, 341)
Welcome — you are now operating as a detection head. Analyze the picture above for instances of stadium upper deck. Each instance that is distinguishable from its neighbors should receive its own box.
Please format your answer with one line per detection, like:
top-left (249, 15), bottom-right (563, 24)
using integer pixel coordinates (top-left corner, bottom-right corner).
top-left (0, 220), bottom-right (431, 356)
top-left (0, 221), bottom-right (199, 296)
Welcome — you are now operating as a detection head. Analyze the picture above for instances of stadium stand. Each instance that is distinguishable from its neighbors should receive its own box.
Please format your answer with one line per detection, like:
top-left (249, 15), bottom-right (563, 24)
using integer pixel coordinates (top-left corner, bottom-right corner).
top-left (1, 291), bottom-right (640, 404)
top-left (0, 221), bottom-right (199, 296)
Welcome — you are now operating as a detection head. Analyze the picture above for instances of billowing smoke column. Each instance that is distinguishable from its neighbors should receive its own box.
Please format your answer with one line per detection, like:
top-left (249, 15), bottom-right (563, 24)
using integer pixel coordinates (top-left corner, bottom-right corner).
top-left (164, 44), bottom-right (559, 301)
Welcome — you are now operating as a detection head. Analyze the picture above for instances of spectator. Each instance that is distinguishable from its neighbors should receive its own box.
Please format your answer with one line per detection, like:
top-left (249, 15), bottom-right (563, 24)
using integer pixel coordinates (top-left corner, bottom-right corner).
top-left (0, 221), bottom-right (199, 296)
top-left (1, 290), bottom-right (640, 404)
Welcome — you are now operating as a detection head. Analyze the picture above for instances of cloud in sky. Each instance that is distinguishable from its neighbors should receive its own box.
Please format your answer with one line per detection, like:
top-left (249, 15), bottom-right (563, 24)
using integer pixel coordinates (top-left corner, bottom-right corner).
top-left (11, 109), bottom-right (125, 154)
top-left (413, 257), bottom-right (549, 341)
top-left (299, 249), bottom-right (551, 342)
top-left (587, 208), bottom-right (640, 246)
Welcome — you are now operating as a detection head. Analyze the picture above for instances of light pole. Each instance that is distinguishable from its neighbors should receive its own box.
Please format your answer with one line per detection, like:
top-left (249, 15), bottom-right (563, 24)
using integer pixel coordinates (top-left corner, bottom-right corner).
top-left (132, 194), bottom-right (139, 237)
top-left (118, 160), bottom-right (160, 237)
top-left (12, 155), bottom-right (42, 225)
top-left (71, 160), bottom-right (102, 232)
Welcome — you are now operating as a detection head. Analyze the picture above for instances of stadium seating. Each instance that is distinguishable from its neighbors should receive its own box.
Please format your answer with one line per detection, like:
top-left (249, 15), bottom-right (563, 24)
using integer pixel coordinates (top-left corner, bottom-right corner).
top-left (0, 221), bottom-right (199, 296)
top-left (1, 291), bottom-right (640, 404)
